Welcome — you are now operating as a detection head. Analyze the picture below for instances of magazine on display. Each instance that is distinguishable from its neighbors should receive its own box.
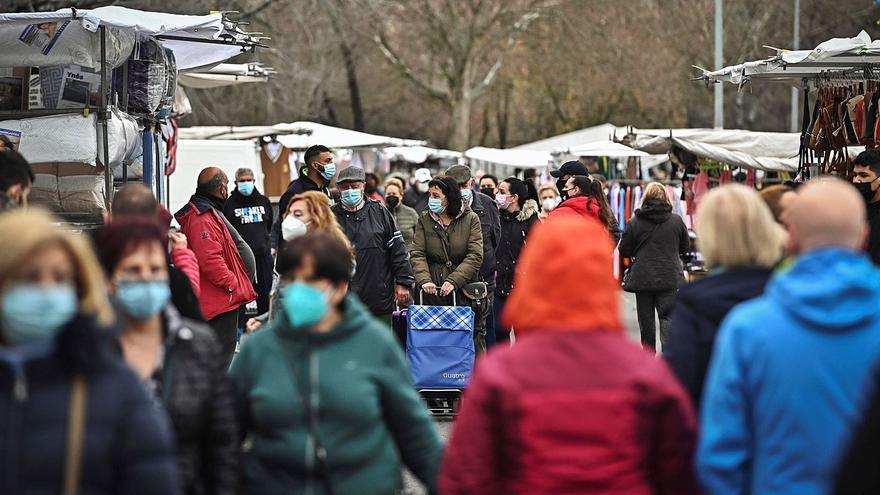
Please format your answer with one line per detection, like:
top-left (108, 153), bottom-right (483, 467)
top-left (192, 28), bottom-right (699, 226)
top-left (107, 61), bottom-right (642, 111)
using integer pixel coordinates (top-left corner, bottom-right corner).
top-left (57, 67), bottom-right (101, 109)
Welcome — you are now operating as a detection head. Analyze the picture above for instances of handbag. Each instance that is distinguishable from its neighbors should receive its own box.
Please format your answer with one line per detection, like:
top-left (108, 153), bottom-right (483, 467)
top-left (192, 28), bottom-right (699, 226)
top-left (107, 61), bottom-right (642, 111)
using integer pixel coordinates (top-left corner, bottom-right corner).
top-left (64, 375), bottom-right (87, 495)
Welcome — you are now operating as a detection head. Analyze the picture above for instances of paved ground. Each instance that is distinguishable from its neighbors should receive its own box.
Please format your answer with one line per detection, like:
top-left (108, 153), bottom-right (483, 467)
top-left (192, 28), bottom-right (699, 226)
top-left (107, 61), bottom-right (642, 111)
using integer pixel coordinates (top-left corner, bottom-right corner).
top-left (402, 292), bottom-right (644, 493)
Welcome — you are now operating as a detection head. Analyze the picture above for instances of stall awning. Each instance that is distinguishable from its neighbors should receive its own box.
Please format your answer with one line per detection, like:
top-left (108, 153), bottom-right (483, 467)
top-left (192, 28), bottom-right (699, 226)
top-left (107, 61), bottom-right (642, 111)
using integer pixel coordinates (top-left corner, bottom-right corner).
top-left (178, 121), bottom-right (424, 150)
top-left (178, 63), bottom-right (274, 89)
top-left (567, 141), bottom-right (650, 158)
top-left (0, 7), bottom-right (266, 71)
top-left (464, 147), bottom-right (554, 169)
top-left (383, 145), bottom-right (461, 163)
top-left (697, 31), bottom-right (880, 86)
top-left (513, 123), bottom-right (627, 151)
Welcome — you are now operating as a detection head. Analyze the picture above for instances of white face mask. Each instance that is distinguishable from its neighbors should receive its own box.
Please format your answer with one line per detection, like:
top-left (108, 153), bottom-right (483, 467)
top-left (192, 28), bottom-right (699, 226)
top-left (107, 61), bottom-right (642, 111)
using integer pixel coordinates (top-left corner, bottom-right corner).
top-left (542, 198), bottom-right (558, 212)
top-left (282, 216), bottom-right (309, 241)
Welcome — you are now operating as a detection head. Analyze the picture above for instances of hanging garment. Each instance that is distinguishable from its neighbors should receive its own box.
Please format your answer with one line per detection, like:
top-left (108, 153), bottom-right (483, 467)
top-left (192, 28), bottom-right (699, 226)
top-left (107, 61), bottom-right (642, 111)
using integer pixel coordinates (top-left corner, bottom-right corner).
top-left (624, 186), bottom-right (633, 221)
top-left (692, 172), bottom-right (711, 210)
top-left (260, 142), bottom-right (293, 198)
top-left (746, 169), bottom-right (756, 188)
top-left (618, 185), bottom-right (627, 228)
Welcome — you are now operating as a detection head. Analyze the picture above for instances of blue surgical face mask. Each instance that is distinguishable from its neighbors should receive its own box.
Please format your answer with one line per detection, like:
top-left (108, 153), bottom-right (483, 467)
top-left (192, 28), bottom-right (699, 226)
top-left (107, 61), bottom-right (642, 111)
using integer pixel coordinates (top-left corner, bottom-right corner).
top-left (115, 280), bottom-right (171, 321)
top-left (282, 282), bottom-right (332, 329)
top-left (340, 188), bottom-right (363, 208)
top-left (319, 162), bottom-right (337, 181)
top-left (460, 188), bottom-right (472, 203)
top-left (428, 197), bottom-right (445, 215)
top-left (238, 181), bottom-right (255, 196)
top-left (2, 284), bottom-right (77, 345)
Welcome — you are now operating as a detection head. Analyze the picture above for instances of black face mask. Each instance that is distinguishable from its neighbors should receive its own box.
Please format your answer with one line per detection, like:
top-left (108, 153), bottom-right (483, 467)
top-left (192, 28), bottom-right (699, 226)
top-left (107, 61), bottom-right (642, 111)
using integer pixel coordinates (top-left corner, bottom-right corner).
top-left (556, 178), bottom-right (569, 200)
top-left (480, 187), bottom-right (495, 197)
top-left (386, 196), bottom-right (400, 209)
top-left (855, 180), bottom-right (878, 203)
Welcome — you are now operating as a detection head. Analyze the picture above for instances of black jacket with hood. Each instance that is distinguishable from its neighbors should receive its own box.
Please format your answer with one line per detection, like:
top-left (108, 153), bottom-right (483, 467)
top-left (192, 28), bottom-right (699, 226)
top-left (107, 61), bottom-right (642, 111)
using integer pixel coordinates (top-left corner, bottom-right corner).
top-left (333, 199), bottom-right (415, 315)
top-left (663, 268), bottom-right (773, 408)
top-left (470, 191), bottom-right (501, 289)
top-left (618, 199), bottom-right (690, 293)
top-left (224, 187), bottom-right (274, 258)
top-left (495, 200), bottom-right (539, 297)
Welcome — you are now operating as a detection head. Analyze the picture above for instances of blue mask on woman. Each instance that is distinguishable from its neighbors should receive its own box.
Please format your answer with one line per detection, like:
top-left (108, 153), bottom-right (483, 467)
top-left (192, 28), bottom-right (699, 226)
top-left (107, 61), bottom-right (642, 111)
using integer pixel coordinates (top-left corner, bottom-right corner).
top-left (116, 280), bottom-right (171, 321)
top-left (340, 189), bottom-right (363, 208)
top-left (238, 181), bottom-right (255, 196)
top-left (282, 282), bottom-right (331, 329)
top-left (1, 284), bottom-right (77, 345)
top-left (428, 197), bottom-right (445, 215)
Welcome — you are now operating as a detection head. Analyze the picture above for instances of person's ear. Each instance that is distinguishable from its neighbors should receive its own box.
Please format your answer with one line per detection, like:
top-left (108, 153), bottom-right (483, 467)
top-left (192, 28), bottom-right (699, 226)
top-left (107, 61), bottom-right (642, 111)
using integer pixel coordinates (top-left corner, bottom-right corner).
top-left (7, 184), bottom-right (22, 202)
top-left (331, 283), bottom-right (348, 306)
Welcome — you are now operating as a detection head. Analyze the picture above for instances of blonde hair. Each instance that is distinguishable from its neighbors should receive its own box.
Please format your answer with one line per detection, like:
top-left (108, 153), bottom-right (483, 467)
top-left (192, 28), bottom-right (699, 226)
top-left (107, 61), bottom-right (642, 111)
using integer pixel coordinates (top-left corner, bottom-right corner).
top-left (538, 183), bottom-right (559, 197)
top-left (642, 182), bottom-right (672, 207)
top-left (696, 184), bottom-right (786, 270)
top-left (0, 210), bottom-right (113, 326)
top-left (385, 178), bottom-right (405, 194)
top-left (287, 191), bottom-right (352, 251)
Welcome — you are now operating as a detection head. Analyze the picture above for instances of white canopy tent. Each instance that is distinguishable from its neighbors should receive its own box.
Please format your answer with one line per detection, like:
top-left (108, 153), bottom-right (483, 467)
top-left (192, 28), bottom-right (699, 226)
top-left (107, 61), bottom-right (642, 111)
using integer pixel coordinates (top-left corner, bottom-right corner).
top-left (178, 121), bottom-right (424, 150)
top-left (464, 147), bottom-right (554, 169)
top-left (178, 63), bottom-right (274, 89)
top-left (382, 145), bottom-right (461, 164)
top-left (697, 30), bottom-right (880, 87)
top-left (0, 7), bottom-right (266, 72)
top-left (513, 123), bottom-right (627, 151)
top-left (567, 140), bottom-right (650, 158)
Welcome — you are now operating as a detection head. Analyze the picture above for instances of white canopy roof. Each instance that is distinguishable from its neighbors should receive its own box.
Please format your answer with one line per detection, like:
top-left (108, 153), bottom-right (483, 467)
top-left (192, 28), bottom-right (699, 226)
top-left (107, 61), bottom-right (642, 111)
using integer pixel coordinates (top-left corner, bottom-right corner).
top-left (178, 121), bottom-right (424, 150)
top-left (464, 147), bottom-right (554, 169)
top-left (567, 140), bottom-right (650, 158)
top-left (513, 123), bottom-right (626, 152)
top-left (0, 7), bottom-right (265, 71)
top-left (698, 31), bottom-right (880, 86)
top-left (178, 63), bottom-right (273, 89)
top-left (383, 145), bottom-right (461, 163)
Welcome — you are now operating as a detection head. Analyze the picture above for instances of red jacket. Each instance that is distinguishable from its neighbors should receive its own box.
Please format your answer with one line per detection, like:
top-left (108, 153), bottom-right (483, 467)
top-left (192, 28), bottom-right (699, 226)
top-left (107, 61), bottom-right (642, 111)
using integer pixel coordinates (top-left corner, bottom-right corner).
top-left (549, 196), bottom-right (601, 221)
top-left (440, 216), bottom-right (699, 495)
top-left (170, 247), bottom-right (201, 299)
top-left (175, 197), bottom-right (255, 320)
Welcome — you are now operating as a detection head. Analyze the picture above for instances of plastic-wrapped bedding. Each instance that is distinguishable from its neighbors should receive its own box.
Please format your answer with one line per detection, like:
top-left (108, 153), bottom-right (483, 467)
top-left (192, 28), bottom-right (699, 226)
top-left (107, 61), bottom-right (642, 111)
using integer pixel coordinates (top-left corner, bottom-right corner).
top-left (30, 162), bottom-right (106, 213)
top-left (0, 21), bottom-right (134, 70)
top-left (0, 109), bottom-right (141, 170)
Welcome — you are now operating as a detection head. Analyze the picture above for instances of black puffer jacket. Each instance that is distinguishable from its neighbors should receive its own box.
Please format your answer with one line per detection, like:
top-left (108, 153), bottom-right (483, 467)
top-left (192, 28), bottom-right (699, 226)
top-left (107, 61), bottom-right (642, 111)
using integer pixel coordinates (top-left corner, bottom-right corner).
top-left (619, 199), bottom-right (690, 293)
top-left (471, 191), bottom-right (501, 289)
top-left (159, 306), bottom-right (239, 495)
top-left (0, 314), bottom-right (179, 495)
top-left (495, 200), bottom-right (539, 297)
top-left (333, 200), bottom-right (415, 315)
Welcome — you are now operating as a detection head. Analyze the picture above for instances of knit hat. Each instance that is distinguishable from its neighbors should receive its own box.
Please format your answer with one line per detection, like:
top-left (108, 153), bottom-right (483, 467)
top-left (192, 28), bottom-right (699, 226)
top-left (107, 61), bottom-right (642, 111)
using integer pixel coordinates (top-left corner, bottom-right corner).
top-left (502, 216), bottom-right (620, 333)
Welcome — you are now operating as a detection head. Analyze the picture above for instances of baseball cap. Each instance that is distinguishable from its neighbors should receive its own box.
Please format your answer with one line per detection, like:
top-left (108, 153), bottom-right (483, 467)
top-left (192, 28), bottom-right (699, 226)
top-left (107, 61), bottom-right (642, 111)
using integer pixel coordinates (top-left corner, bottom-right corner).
top-left (336, 166), bottom-right (366, 184)
top-left (414, 168), bottom-right (432, 183)
top-left (550, 160), bottom-right (588, 178)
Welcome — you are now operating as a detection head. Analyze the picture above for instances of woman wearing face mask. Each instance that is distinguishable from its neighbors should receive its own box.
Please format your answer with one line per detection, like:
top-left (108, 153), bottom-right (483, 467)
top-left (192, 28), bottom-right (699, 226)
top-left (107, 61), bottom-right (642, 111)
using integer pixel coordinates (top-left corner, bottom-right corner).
top-left (491, 178), bottom-right (540, 348)
top-left (410, 176), bottom-right (484, 345)
top-left (230, 233), bottom-right (442, 494)
top-left (479, 174), bottom-right (498, 198)
top-left (551, 175), bottom-right (620, 242)
top-left (95, 219), bottom-right (239, 495)
top-left (0, 211), bottom-right (179, 494)
top-left (384, 179), bottom-right (419, 251)
top-left (537, 183), bottom-right (560, 221)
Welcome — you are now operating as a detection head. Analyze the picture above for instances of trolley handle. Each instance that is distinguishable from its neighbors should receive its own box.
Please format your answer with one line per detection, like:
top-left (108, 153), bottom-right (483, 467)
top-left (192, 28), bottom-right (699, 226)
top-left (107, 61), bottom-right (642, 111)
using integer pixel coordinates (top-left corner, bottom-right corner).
top-left (419, 287), bottom-right (456, 306)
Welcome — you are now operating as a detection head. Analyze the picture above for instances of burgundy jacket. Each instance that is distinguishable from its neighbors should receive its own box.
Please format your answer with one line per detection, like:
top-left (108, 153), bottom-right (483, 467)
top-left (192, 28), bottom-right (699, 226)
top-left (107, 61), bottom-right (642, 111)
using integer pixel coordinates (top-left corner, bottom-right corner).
top-left (440, 331), bottom-right (699, 495)
top-left (175, 196), bottom-right (256, 320)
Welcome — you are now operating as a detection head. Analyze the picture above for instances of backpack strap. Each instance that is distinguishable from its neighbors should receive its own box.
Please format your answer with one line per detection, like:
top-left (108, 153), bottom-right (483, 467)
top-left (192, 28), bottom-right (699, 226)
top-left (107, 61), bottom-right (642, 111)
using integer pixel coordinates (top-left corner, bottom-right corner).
top-left (63, 374), bottom-right (87, 495)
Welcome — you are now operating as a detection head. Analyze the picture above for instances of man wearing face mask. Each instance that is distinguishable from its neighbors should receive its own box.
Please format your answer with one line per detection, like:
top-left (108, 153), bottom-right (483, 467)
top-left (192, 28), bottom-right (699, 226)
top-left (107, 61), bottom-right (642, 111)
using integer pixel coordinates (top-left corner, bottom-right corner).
top-left (176, 167), bottom-right (257, 365)
top-left (332, 166), bottom-right (414, 325)
top-left (852, 150), bottom-right (880, 264)
top-left (273, 144), bottom-right (336, 250)
top-left (384, 178), bottom-right (418, 250)
top-left (0, 149), bottom-right (33, 213)
top-left (404, 168), bottom-right (432, 214)
top-left (224, 168), bottom-right (275, 320)
top-left (550, 160), bottom-right (589, 201)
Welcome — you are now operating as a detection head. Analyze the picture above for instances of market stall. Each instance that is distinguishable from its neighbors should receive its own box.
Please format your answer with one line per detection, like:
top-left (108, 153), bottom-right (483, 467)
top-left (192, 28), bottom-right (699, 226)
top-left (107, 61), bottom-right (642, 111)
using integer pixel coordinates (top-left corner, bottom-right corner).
top-left (0, 6), bottom-right (267, 218)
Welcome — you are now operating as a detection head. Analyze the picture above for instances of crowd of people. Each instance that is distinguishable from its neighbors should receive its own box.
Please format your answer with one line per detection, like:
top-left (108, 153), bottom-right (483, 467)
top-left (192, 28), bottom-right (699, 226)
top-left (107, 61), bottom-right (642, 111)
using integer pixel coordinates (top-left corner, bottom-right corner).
top-left (3, 140), bottom-right (880, 494)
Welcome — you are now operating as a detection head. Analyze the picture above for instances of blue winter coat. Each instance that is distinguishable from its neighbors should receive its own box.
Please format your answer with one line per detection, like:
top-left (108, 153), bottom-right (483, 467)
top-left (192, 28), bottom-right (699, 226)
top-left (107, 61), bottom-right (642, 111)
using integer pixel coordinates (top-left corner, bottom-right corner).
top-left (664, 268), bottom-right (773, 409)
top-left (697, 248), bottom-right (880, 495)
top-left (0, 314), bottom-right (180, 495)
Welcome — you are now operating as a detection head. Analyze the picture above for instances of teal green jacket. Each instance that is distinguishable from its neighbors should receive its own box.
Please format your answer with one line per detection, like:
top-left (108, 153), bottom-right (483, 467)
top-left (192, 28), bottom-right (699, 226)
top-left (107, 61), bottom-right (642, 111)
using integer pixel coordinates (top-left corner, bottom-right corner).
top-left (229, 295), bottom-right (441, 495)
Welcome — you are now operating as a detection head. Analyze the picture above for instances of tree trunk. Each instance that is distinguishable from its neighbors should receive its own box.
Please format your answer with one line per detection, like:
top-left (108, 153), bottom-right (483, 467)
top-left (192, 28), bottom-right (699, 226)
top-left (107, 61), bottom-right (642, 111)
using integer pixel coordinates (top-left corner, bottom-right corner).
top-left (339, 40), bottom-right (365, 131)
top-left (448, 93), bottom-right (472, 151)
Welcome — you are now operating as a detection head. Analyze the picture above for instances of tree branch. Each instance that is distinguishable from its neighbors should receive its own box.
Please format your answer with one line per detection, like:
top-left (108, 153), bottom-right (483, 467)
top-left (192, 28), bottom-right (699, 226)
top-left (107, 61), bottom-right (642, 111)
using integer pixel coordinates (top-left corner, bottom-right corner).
top-left (473, 7), bottom-right (544, 98)
top-left (373, 31), bottom-right (451, 103)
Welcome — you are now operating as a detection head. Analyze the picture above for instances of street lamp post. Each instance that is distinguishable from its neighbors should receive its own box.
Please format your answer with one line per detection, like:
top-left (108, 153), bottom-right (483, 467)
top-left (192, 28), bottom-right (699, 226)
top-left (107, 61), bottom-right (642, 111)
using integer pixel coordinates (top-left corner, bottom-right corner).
top-left (790, 0), bottom-right (801, 132)
top-left (714, 0), bottom-right (724, 129)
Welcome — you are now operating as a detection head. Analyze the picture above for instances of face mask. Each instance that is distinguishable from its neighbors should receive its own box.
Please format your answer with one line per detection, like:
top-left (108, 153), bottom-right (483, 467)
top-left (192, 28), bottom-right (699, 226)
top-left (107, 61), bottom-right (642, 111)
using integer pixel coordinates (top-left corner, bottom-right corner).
top-left (385, 196), bottom-right (400, 209)
top-left (318, 162), bottom-right (337, 181)
top-left (417, 182), bottom-right (429, 193)
top-left (340, 188), bottom-right (363, 208)
top-left (116, 281), bottom-right (170, 321)
top-left (542, 198), bottom-right (557, 212)
top-left (2, 284), bottom-right (77, 345)
top-left (460, 188), bottom-right (473, 203)
top-left (282, 282), bottom-right (331, 329)
top-left (556, 179), bottom-right (569, 200)
top-left (854, 180), bottom-right (878, 202)
top-left (480, 188), bottom-right (495, 197)
top-left (428, 197), bottom-right (445, 215)
top-left (282, 216), bottom-right (309, 241)
top-left (238, 181), bottom-right (255, 196)
top-left (495, 193), bottom-right (510, 209)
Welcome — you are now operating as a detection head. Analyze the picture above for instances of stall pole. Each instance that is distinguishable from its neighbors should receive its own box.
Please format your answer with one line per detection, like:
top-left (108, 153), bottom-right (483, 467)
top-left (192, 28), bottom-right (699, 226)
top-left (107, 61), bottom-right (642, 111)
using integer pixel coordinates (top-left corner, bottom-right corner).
top-left (142, 127), bottom-right (153, 188)
top-left (100, 26), bottom-right (112, 209)
top-left (713, 0), bottom-right (724, 129)
top-left (790, 0), bottom-right (801, 132)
